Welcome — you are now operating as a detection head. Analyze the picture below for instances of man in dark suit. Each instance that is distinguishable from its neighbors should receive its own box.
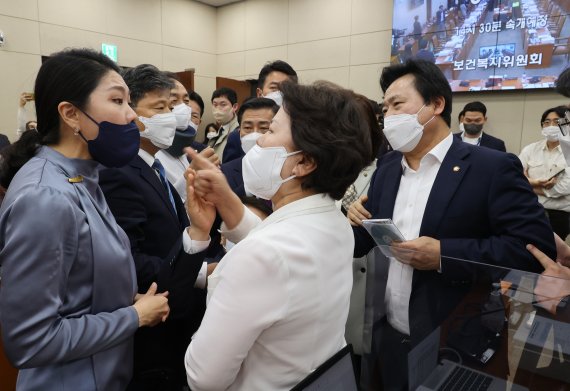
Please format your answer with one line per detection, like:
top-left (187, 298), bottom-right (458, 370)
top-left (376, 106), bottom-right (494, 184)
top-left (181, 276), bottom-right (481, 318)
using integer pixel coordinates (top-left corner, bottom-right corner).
top-left (454, 101), bottom-right (507, 152)
top-left (221, 97), bottom-right (279, 196)
top-left (99, 64), bottom-right (211, 391)
top-left (348, 60), bottom-right (556, 390)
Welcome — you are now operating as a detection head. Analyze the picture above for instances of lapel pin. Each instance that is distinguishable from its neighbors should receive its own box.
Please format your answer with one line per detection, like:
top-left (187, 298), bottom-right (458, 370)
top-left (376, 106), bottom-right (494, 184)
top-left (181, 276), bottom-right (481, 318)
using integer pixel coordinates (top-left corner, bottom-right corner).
top-left (68, 175), bottom-right (84, 183)
top-left (453, 166), bottom-right (460, 172)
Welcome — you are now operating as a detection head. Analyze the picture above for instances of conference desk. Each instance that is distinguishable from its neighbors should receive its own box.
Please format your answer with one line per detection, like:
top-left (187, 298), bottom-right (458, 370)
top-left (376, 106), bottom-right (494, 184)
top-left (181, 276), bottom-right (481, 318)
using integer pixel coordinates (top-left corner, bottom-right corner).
top-left (358, 250), bottom-right (570, 391)
top-left (448, 76), bottom-right (556, 91)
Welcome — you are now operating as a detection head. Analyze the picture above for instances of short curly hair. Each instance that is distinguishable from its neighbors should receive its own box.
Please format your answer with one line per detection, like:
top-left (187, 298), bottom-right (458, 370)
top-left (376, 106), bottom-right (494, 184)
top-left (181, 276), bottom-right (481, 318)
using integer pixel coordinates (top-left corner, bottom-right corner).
top-left (280, 80), bottom-right (382, 200)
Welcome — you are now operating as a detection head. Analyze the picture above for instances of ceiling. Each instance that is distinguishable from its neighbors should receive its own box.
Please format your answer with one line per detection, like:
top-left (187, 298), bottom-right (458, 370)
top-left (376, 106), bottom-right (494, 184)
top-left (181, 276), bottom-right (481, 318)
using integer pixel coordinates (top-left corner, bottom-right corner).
top-left (195, 0), bottom-right (242, 7)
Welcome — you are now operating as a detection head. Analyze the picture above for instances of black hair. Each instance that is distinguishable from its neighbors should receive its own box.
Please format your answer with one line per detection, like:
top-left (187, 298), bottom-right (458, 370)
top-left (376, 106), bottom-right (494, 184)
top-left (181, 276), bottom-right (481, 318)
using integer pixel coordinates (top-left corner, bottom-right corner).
top-left (540, 106), bottom-right (568, 126)
top-left (280, 80), bottom-right (382, 200)
top-left (369, 99), bottom-right (382, 116)
top-left (257, 60), bottom-right (298, 90)
top-left (211, 87), bottom-right (237, 105)
top-left (418, 38), bottom-right (429, 50)
top-left (380, 59), bottom-right (452, 126)
top-left (0, 48), bottom-right (121, 187)
top-left (122, 64), bottom-right (174, 107)
top-left (240, 195), bottom-right (273, 218)
top-left (557, 67), bottom-right (570, 98)
top-left (463, 101), bottom-right (487, 117)
top-left (25, 121), bottom-right (37, 131)
top-left (163, 71), bottom-right (205, 118)
top-left (237, 97), bottom-right (279, 124)
top-left (189, 90), bottom-right (205, 118)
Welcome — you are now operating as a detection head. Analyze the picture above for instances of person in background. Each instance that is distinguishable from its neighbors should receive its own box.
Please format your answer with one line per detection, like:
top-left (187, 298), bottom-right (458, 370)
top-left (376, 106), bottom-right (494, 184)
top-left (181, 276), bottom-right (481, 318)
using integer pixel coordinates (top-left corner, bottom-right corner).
top-left (415, 38), bottom-right (435, 63)
top-left (98, 64), bottom-right (211, 391)
top-left (221, 97), bottom-right (279, 197)
top-left (459, 0), bottom-right (468, 18)
top-left (157, 73), bottom-right (220, 201)
top-left (453, 101), bottom-right (506, 151)
top-left (435, 5), bottom-right (446, 40)
top-left (184, 80), bottom-right (380, 391)
top-left (187, 90), bottom-right (208, 152)
top-left (412, 15), bottom-right (422, 41)
top-left (519, 106), bottom-right (570, 240)
top-left (208, 87), bottom-right (239, 162)
top-left (25, 120), bottom-right (37, 132)
top-left (223, 60), bottom-right (299, 164)
top-left (256, 60), bottom-right (298, 102)
top-left (202, 122), bottom-right (219, 144)
top-left (16, 92), bottom-right (36, 139)
top-left (457, 109), bottom-right (465, 132)
top-left (0, 48), bottom-right (169, 391)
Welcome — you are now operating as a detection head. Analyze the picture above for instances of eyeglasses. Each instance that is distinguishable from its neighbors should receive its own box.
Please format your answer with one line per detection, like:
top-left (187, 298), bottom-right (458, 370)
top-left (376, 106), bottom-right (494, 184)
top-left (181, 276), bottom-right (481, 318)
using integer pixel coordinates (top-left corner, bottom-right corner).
top-left (542, 119), bottom-right (561, 126)
top-left (558, 110), bottom-right (570, 136)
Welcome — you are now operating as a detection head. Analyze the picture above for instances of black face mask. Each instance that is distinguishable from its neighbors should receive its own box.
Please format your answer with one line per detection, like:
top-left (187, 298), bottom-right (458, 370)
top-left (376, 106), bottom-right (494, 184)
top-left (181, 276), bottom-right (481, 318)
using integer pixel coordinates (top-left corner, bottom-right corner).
top-left (464, 123), bottom-right (483, 135)
top-left (165, 126), bottom-right (197, 157)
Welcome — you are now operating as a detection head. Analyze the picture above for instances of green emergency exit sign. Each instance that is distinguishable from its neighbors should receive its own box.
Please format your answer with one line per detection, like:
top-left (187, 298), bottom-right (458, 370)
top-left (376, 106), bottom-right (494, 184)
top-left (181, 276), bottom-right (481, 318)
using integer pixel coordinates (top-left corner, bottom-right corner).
top-left (101, 43), bottom-right (118, 62)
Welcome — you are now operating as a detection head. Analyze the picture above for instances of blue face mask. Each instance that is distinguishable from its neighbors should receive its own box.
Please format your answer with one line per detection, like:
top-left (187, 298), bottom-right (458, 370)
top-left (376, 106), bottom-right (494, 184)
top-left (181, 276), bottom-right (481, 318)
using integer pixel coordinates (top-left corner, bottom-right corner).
top-left (165, 125), bottom-right (197, 157)
top-left (78, 110), bottom-right (140, 168)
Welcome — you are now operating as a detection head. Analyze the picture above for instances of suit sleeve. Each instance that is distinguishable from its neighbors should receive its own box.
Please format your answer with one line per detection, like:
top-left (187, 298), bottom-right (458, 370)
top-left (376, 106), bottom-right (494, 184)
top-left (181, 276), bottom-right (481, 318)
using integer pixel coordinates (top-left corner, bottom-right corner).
top-left (353, 168), bottom-right (379, 258)
top-left (440, 154), bottom-right (555, 274)
top-left (99, 168), bottom-right (204, 309)
top-left (499, 139), bottom-right (506, 153)
top-left (0, 188), bottom-right (138, 368)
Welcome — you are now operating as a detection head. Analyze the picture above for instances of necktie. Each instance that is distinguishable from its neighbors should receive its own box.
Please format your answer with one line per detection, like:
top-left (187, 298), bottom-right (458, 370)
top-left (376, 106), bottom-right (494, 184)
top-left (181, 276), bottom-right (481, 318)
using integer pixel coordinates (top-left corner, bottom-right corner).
top-left (152, 158), bottom-right (177, 216)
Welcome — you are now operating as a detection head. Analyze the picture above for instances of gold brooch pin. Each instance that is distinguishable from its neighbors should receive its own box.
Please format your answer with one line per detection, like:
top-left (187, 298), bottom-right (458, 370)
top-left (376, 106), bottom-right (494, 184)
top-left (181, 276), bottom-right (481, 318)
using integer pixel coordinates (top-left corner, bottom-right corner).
top-left (68, 175), bottom-right (84, 183)
top-left (453, 166), bottom-right (460, 172)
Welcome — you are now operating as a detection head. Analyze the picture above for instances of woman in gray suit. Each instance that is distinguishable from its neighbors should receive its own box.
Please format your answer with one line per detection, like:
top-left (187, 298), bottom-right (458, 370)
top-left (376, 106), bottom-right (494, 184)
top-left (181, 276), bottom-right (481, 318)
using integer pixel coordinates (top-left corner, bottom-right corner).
top-left (0, 49), bottom-right (169, 391)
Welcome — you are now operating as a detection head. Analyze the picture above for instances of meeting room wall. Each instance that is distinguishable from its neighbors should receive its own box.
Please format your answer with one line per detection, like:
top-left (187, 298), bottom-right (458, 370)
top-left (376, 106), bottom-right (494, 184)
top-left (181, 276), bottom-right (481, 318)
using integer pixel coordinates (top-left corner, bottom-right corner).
top-left (0, 0), bottom-right (218, 141)
top-left (216, 0), bottom-right (568, 155)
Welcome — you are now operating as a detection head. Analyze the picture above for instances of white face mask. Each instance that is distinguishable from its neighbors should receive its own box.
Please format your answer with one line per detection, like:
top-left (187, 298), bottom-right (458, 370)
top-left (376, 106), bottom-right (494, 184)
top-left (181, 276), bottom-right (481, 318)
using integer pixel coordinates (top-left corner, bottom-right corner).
top-left (172, 103), bottom-right (192, 130)
top-left (206, 131), bottom-right (218, 140)
top-left (459, 122), bottom-right (465, 132)
top-left (138, 112), bottom-right (177, 149)
top-left (263, 91), bottom-right (283, 106)
top-left (383, 105), bottom-right (434, 152)
top-left (188, 120), bottom-right (198, 132)
top-left (242, 144), bottom-right (301, 200)
top-left (541, 125), bottom-right (560, 142)
top-left (240, 132), bottom-right (262, 153)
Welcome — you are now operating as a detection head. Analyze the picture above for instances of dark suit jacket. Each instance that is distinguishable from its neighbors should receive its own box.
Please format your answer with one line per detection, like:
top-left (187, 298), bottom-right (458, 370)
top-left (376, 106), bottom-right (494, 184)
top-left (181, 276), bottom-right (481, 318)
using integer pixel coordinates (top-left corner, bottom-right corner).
top-left (354, 137), bottom-right (555, 344)
top-left (99, 155), bottom-right (206, 386)
top-left (222, 128), bottom-right (245, 163)
top-left (221, 156), bottom-right (246, 197)
top-left (454, 132), bottom-right (506, 152)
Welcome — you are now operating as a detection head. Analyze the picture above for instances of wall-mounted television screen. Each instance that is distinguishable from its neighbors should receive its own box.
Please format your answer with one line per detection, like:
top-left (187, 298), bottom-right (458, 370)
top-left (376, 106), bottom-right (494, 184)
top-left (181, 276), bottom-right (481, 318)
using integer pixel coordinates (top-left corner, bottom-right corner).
top-left (390, 0), bottom-right (570, 92)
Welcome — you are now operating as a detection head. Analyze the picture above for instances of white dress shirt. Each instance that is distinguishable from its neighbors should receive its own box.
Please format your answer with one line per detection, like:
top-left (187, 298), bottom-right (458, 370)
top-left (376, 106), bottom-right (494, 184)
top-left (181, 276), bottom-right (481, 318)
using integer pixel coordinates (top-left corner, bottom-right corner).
top-left (185, 194), bottom-right (353, 391)
top-left (460, 131), bottom-right (481, 145)
top-left (386, 133), bottom-right (453, 335)
top-left (138, 149), bottom-right (208, 288)
top-left (518, 139), bottom-right (570, 212)
top-left (155, 150), bottom-right (189, 201)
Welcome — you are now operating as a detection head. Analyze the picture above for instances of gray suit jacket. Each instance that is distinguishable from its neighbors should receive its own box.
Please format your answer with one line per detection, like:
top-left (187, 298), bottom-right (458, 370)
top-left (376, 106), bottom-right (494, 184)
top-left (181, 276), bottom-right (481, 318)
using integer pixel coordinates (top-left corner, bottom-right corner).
top-left (0, 147), bottom-right (138, 390)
